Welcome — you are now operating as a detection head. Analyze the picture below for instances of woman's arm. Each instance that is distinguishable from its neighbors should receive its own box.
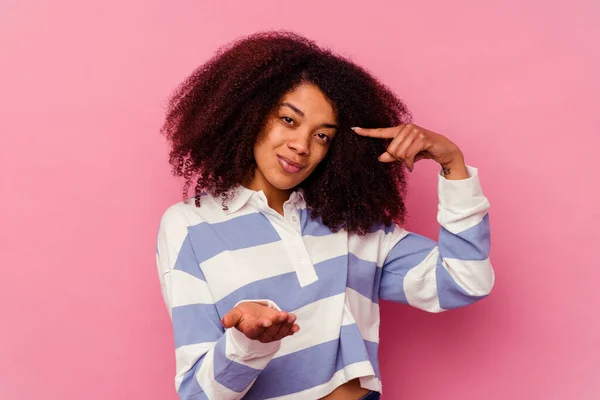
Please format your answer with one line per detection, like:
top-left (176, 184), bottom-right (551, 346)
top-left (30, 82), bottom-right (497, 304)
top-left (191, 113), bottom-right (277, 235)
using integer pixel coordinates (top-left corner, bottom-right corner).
top-left (353, 124), bottom-right (494, 311)
top-left (156, 205), bottom-right (289, 399)
top-left (378, 165), bottom-right (494, 311)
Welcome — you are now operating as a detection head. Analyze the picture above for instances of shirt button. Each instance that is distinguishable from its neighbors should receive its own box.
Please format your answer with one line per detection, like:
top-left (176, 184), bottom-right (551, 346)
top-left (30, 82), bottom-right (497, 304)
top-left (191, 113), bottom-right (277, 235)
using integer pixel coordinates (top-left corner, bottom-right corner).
top-left (291, 216), bottom-right (298, 222)
top-left (300, 259), bottom-right (305, 265)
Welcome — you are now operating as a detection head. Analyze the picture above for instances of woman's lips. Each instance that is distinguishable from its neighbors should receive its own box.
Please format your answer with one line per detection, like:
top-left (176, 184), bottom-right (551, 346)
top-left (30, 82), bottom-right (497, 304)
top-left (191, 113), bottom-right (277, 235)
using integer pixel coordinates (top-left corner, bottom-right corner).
top-left (277, 155), bottom-right (305, 173)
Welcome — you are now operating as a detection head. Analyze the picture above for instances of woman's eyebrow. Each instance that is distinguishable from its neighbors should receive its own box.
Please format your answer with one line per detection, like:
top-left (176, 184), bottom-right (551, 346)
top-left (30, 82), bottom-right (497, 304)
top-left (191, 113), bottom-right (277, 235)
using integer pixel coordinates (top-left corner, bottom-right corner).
top-left (281, 102), bottom-right (304, 117)
top-left (319, 122), bottom-right (338, 129)
top-left (281, 102), bottom-right (338, 129)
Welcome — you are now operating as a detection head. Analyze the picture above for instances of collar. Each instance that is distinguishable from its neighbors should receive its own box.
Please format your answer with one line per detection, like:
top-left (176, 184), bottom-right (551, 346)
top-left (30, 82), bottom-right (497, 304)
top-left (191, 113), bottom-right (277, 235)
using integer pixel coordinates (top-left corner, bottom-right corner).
top-left (222, 185), bottom-right (306, 214)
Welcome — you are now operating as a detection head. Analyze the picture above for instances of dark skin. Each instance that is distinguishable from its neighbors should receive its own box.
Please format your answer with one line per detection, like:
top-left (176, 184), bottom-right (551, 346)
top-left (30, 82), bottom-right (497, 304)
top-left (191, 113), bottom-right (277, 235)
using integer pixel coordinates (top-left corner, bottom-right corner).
top-left (218, 87), bottom-right (468, 399)
top-left (221, 302), bottom-right (299, 342)
top-left (352, 123), bottom-right (468, 179)
top-left (220, 119), bottom-right (469, 399)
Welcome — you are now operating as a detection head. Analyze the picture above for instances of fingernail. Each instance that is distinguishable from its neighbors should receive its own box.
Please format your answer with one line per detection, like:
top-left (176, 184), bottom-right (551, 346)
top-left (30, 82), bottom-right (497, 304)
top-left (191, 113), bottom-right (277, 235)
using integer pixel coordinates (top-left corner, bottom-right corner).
top-left (351, 127), bottom-right (360, 132)
top-left (263, 320), bottom-right (272, 328)
top-left (220, 317), bottom-right (225, 326)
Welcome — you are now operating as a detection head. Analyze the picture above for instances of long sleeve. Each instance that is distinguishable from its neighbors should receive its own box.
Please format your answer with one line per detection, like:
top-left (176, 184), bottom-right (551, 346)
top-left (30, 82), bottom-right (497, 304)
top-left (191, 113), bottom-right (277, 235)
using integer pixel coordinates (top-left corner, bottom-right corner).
top-left (156, 205), bottom-right (281, 399)
top-left (379, 166), bottom-right (494, 312)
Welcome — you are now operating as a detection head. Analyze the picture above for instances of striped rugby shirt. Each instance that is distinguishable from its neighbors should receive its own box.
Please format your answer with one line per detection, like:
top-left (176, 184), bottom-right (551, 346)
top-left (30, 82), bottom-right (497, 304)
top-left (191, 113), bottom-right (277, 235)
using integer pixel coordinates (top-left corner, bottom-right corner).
top-left (156, 166), bottom-right (494, 399)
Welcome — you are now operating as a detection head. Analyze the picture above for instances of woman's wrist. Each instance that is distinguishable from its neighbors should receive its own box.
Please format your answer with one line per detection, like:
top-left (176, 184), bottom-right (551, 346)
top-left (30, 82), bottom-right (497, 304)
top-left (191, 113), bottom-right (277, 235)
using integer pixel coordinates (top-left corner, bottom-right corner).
top-left (440, 152), bottom-right (468, 180)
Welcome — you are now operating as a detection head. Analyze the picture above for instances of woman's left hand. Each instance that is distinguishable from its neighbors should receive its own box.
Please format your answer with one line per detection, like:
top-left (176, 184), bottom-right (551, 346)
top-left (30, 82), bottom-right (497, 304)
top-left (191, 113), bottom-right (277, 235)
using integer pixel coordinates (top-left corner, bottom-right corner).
top-left (352, 123), bottom-right (468, 178)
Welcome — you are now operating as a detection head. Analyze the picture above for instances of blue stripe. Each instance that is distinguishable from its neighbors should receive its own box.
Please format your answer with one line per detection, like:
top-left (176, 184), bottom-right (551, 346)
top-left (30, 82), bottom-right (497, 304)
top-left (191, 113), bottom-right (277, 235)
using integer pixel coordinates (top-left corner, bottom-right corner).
top-left (213, 337), bottom-right (260, 392)
top-left (298, 208), bottom-right (333, 237)
top-left (188, 213), bottom-right (281, 264)
top-left (439, 214), bottom-right (490, 261)
top-left (174, 235), bottom-right (205, 281)
top-left (172, 303), bottom-right (223, 348)
top-left (243, 324), bottom-right (372, 399)
top-left (334, 324), bottom-right (372, 371)
top-left (364, 340), bottom-right (380, 378)
top-left (436, 254), bottom-right (488, 309)
top-left (347, 253), bottom-right (382, 304)
top-left (378, 233), bottom-right (436, 302)
top-left (215, 255), bottom-right (348, 316)
top-left (369, 222), bottom-right (395, 235)
top-left (383, 233), bottom-right (437, 276)
top-left (178, 357), bottom-right (208, 400)
top-left (378, 269), bottom-right (408, 303)
top-left (298, 210), bottom-right (395, 236)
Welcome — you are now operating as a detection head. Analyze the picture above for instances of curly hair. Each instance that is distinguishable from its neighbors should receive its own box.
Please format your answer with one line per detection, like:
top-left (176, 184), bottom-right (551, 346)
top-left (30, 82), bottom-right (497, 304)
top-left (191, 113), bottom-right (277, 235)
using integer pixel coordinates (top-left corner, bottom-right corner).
top-left (161, 31), bottom-right (412, 235)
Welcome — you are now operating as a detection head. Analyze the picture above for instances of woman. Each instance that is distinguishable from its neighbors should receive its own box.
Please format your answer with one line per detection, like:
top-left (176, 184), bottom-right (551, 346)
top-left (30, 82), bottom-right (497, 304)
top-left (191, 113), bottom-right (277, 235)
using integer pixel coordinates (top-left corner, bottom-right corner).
top-left (156, 31), bottom-right (494, 400)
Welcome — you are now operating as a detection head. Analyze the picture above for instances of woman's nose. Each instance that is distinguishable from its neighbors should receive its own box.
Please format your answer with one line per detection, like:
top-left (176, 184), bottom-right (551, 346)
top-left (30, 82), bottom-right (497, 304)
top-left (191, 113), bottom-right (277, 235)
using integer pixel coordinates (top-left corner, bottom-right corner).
top-left (287, 132), bottom-right (310, 155)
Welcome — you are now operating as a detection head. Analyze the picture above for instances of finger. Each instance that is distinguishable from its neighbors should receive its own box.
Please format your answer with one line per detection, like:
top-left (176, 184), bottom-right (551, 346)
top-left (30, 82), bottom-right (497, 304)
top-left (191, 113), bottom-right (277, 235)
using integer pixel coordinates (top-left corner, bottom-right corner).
top-left (351, 125), bottom-right (404, 139)
top-left (286, 313), bottom-right (296, 324)
top-left (378, 151), bottom-right (397, 163)
top-left (275, 313), bottom-right (298, 339)
top-left (290, 323), bottom-right (300, 333)
top-left (404, 134), bottom-right (426, 171)
top-left (221, 307), bottom-right (243, 329)
top-left (273, 321), bottom-right (293, 340)
top-left (395, 127), bottom-right (421, 159)
top-left (259, 322), bottom-right (284, 343)
top-left (384, 124), bottom-right (415, 159)
top-left (390, 127), bottom-right (422, 170)
top-left (276, 311), bottom-right (289, 324)
top-left (264, 312), bottom-right (295, 342)
top-left (261, 318), bottom-right (274, 328)
top-left (256, 309), bottom-right (285, 336)
top-left (238, 318), bottom-right (267, 340)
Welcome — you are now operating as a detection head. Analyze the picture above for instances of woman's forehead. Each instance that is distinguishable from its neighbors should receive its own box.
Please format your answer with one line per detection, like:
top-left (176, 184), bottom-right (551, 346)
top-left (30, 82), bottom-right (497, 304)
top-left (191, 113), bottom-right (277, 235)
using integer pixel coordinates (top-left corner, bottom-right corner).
top-left (280, 83), bottom-right (336, 121)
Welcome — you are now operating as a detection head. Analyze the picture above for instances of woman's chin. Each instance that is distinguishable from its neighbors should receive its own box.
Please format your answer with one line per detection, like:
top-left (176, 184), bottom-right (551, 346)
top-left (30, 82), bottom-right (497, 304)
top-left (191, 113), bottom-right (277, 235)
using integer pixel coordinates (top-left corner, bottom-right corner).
top-left (267, 174), bottom-right (304, 191)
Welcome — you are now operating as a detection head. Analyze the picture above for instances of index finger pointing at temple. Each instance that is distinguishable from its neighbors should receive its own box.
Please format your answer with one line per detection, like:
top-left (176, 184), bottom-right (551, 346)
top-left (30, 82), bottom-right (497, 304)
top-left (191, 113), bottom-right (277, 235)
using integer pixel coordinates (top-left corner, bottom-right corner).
top-left (351, 125), bottom-right (404, 139)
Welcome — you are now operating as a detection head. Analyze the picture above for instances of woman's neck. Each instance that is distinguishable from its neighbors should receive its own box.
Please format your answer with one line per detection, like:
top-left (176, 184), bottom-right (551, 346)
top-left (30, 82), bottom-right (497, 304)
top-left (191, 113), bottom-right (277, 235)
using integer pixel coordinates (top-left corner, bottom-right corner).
top-left (245, 175), bottom-right (291, 216)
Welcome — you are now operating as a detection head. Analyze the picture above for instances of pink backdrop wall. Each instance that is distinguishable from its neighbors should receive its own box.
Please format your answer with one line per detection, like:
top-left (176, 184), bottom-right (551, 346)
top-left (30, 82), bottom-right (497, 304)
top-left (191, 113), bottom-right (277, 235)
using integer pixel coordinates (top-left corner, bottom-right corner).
top-left (1, 1), bottom-right (598, 399)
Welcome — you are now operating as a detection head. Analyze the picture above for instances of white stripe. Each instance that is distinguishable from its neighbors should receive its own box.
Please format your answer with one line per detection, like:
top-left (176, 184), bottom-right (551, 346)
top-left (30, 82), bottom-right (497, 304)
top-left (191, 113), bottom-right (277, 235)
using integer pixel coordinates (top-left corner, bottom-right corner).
top-left (225, 327), bottom-right (280, 369)
top-left (350, 226), bottom-right (409, 268)
top-left (443, 257), bottom-right (495, 296)
top-left (174, 342), bottom-right (215, 390)
top-left (201, 241), bottom-right (295, 302)
top-left (344, 288), bottom-right (380, 343)
top-left (404, 247), bottom-right (444, 312)
top-left (302, 231), bottom-right (348, 265)
top-left (177, 197), bottom-right (257, 225)
top-left (359, 375), bottom-right (383, 393)
top-left (275, 293), bottom-right (346, 358)
top-left (348, 229), bottom-right (384, 264)
top-left (438, 207), bottom-right (488, 234)
top-left (266, 361), bottom-right (379, 399)
top-left (157, 206), bottom-right (190, 272)
top-left (341, 303), bottom-right (357, 326)
top-left (437, 166), bottom-right (490, 234)
top-left (167, 270), bottom-right (214, 307)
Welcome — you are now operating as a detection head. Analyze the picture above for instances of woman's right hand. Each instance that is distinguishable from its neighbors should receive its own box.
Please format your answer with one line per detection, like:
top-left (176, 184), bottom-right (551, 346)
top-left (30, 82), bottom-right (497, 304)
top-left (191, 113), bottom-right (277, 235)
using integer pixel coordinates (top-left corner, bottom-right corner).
top-left (221, 302), bottom-right (300, 343)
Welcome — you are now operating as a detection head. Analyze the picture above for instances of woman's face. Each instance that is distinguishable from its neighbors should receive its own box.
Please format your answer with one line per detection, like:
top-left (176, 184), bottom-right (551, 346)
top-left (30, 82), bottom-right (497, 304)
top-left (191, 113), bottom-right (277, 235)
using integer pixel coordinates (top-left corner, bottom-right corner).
top-left (250, 83), bottom-right (338, 195)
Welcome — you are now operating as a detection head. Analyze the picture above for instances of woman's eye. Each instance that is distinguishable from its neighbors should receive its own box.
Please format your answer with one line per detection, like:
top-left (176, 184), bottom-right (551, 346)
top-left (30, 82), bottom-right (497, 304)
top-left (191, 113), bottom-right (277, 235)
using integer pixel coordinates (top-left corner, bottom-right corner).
top-left (281, 116), bottom-right (294, 125)
top-left (316, 133), bottom-right (330, 143)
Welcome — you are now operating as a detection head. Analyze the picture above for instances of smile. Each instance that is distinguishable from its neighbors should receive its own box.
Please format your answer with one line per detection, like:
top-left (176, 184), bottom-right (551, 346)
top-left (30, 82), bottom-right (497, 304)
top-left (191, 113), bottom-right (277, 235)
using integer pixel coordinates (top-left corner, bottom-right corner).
top-left (277, 155), bottom-right (305, 173)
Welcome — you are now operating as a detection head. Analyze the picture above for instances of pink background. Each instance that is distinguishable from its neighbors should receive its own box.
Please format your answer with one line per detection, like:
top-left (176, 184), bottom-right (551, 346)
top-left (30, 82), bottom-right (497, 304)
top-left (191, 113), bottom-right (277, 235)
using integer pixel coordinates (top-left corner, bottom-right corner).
top-left (1, 1), bottom-right (598, 399)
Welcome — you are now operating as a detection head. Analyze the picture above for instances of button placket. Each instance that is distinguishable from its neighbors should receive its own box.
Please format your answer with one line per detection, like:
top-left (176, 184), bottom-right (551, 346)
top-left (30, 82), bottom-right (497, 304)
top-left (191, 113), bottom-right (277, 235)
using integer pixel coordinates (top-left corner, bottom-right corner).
top-left (253, 196), bottom-right (316, 286)
top-left (270, 215), bottom-right (317, 287)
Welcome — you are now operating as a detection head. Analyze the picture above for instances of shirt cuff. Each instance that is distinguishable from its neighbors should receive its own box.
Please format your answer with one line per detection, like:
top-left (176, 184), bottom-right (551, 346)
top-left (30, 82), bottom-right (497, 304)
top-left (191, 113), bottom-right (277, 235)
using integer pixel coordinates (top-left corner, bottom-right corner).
top-left (226, 299), bottom-right (282, 359)
top-left (437, 165), bottom-right (487, 210)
